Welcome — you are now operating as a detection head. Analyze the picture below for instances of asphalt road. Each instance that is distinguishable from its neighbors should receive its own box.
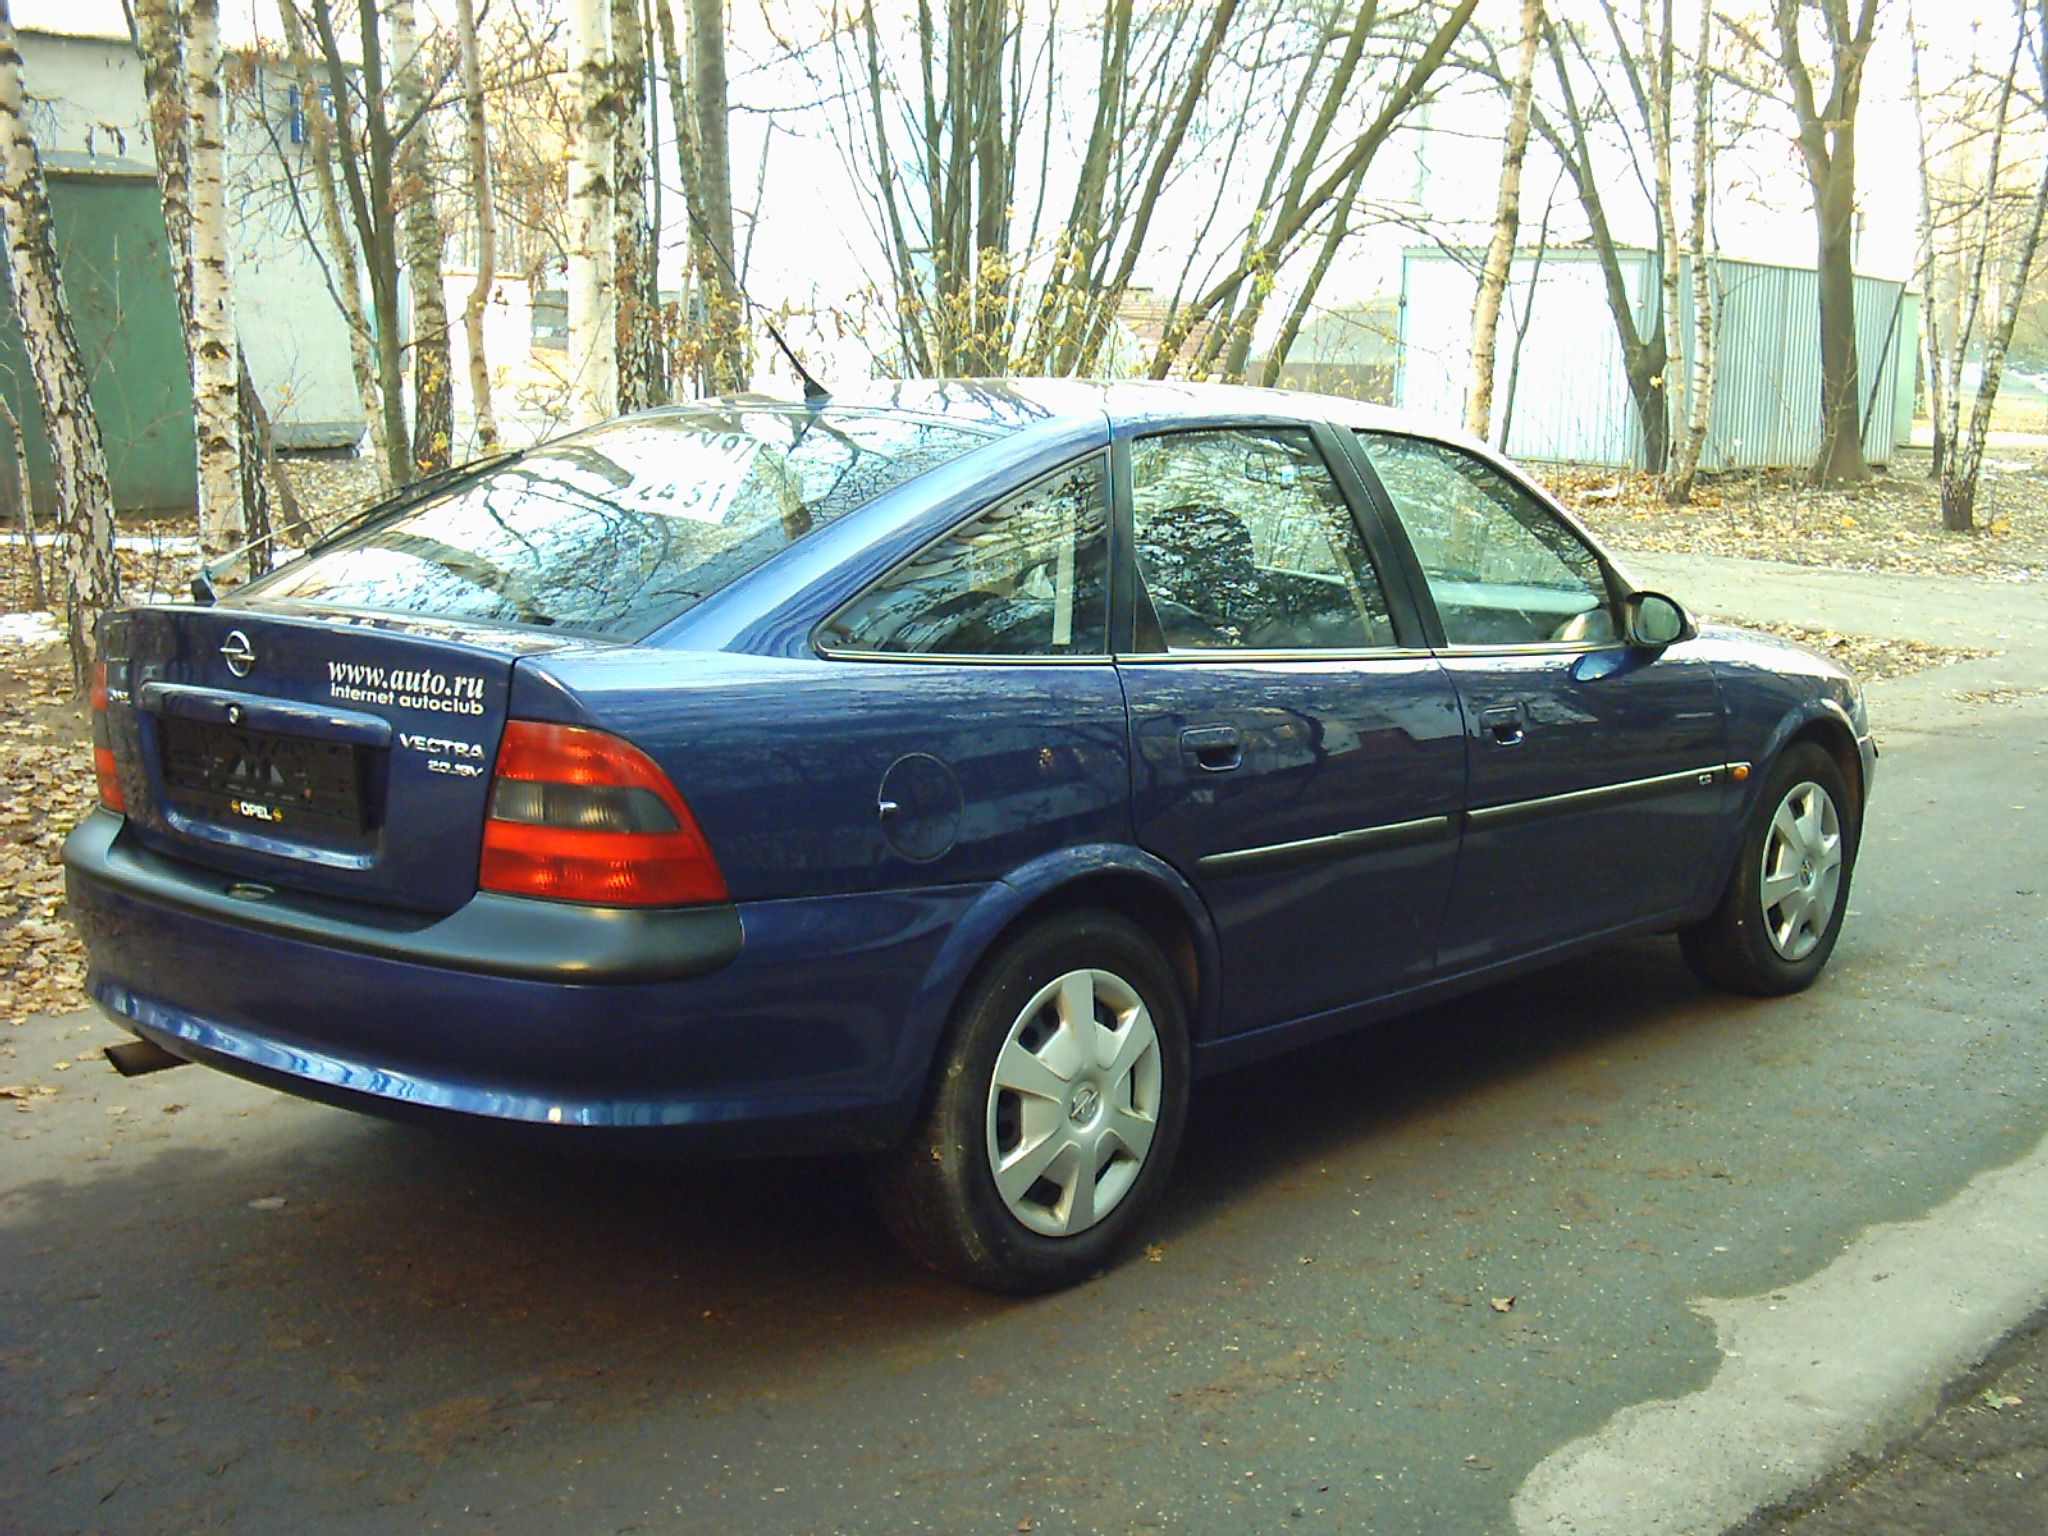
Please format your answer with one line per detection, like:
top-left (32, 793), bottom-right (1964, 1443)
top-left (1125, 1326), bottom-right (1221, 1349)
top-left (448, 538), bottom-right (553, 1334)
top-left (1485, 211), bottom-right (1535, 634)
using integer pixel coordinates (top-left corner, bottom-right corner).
top-left (4, 556), bottom-right (2046, 1536)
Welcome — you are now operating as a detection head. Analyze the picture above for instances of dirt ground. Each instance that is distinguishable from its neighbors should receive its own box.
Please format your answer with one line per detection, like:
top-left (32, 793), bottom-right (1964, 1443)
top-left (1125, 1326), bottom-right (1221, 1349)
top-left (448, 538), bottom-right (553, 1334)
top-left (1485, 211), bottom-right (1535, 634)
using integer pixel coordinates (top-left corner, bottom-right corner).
top-left (1552, 445), bottom-right (2048, 583)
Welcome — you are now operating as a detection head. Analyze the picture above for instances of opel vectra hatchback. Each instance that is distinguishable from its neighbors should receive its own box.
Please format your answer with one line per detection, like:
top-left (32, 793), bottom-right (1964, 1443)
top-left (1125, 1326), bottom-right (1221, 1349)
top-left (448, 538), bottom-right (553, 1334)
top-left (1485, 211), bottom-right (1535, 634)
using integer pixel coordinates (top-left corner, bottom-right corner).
top-left (66, 380), bottom-right (1875, 1291)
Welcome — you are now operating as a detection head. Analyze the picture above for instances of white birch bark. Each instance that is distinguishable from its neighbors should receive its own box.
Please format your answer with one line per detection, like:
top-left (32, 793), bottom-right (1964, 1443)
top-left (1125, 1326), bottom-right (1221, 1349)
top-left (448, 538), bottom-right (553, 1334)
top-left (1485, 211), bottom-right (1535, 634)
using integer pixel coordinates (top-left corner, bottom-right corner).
top-left (1665, 0), bottom-right (1717, 502)
top-left (389, 0), bottom-right (453, 473)
top-left (1647, 0), bottom-right (1685, 490)
top-left (0, 4), bottom-right (119, 687)
top-left (453, 0), bottom-right (497, 450)
top-left (1467, 0), bottom-right (1542, 440)
top-left (568, 0), bottom-right (616, 426)
top-left (182, 0), bottom-right (241, 558)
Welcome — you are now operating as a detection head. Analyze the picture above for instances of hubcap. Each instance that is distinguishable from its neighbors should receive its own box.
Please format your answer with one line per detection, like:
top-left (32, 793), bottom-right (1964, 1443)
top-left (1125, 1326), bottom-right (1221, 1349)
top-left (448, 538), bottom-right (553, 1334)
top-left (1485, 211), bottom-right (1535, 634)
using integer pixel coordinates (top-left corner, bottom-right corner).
top-left (1760, 780), bottom-right (1844, 961)
top-left (985, 968), bottom-right (1162, 1238)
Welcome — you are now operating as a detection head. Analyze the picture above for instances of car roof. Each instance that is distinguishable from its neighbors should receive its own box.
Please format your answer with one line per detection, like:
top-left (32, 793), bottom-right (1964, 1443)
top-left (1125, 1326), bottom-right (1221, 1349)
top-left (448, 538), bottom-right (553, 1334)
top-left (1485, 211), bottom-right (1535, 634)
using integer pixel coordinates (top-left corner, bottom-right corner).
top-left (693, 377), bottom-right (1478, 449)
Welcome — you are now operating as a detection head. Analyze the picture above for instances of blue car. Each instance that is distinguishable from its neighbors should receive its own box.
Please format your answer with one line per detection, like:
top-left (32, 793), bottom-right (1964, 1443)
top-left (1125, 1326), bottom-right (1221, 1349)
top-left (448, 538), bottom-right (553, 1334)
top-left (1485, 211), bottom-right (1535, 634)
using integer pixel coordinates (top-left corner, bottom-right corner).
top-left (65, 381), bottom-right (1876, 1291)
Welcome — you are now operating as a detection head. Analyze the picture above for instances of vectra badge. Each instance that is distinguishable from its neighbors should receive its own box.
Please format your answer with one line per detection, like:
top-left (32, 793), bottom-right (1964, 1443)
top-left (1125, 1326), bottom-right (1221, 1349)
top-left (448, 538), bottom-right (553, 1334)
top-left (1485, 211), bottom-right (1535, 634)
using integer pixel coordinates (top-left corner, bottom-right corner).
top-left (220, 629), bottom-right (256, 677)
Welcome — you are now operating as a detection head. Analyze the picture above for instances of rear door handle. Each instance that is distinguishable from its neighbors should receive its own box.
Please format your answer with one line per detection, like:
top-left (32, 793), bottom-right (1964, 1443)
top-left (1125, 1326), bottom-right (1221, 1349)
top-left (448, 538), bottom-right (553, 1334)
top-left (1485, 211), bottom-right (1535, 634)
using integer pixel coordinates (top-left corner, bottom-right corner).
top-left (1179, 725), bottom-right (1243, 772)
top-left (1480, 703), bottom-right (1526, 746)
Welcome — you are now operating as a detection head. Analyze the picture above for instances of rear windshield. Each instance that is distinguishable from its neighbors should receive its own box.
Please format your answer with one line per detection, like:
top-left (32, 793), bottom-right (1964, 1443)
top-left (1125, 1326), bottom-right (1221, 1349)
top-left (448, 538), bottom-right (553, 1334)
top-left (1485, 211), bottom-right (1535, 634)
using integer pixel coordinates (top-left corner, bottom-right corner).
top-left (253, 408), bottom-right (991, 638)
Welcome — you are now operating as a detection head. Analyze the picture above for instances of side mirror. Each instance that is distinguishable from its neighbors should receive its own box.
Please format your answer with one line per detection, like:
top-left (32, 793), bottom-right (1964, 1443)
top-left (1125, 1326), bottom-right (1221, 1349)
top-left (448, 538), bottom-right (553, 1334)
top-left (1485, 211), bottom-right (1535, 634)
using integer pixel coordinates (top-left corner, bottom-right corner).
top-left (1623, 590), bottom-right (1695, 649)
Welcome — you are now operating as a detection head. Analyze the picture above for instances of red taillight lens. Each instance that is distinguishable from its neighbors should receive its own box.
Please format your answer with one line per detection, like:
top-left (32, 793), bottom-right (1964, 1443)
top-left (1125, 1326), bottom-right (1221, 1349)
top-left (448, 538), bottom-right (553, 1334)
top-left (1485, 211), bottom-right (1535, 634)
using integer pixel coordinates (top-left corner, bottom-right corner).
top-left (478, 721), bottom-right (727, 906)
top-left (90, 660), bottom-right (124, 812)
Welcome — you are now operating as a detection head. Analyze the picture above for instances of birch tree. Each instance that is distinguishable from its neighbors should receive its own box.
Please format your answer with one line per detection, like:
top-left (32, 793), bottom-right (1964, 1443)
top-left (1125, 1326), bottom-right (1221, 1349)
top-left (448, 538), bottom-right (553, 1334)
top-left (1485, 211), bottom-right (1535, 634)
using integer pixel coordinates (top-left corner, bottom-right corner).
top-left (453, 0), bottom-right (497, 449)
top-left (390, 0), bottom-right (453, 474)
top-left (612, 0), bottom-right (662, 409)
top-left (0, 3), bottom-right (119, 686)
top-left (567, 0), bottom-right (616, 424)
top-left (1468, 0), bottom-right (1543, 440)
top-left (183, 0), bottom-right (243, 557)
top-left (1940, 0), bottom-right (2048, 531)
top-left (654, 0), bottom-right (744, 393)
top-left (1664, 0), bottom-right (1719, 503)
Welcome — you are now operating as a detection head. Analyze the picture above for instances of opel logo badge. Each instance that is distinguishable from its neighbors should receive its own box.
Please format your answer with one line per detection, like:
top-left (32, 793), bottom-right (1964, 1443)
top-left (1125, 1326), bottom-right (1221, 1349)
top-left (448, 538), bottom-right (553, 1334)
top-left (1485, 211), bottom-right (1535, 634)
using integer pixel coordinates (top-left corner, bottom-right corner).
top-left (220, 629), bottom-right (256, 678)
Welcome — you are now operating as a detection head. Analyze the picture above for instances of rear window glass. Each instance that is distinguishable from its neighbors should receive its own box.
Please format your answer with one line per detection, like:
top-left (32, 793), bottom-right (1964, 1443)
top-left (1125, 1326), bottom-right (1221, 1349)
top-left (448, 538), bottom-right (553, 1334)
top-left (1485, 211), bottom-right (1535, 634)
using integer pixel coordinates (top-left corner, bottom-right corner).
top-left (253, 408), bottom-right (991, 638)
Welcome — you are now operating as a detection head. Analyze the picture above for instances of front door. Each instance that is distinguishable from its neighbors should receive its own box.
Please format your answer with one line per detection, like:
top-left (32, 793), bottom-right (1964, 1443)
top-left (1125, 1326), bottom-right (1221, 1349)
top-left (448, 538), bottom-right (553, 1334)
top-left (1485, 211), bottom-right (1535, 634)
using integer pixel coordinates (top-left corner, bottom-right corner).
top-left (1116, 425), bottom-right (1466, 1036)
top-left (1351, 431), bottom-right (1730, 971)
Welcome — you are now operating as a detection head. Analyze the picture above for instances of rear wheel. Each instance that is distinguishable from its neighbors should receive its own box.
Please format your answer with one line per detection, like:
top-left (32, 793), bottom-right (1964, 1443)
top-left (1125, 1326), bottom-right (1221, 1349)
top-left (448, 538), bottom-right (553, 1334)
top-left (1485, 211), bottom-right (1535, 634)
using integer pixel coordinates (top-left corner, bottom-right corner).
top-left (1681, 743), bottom-right (1857, 996)
top-left (872, 910), bottom-right (1189, 1293)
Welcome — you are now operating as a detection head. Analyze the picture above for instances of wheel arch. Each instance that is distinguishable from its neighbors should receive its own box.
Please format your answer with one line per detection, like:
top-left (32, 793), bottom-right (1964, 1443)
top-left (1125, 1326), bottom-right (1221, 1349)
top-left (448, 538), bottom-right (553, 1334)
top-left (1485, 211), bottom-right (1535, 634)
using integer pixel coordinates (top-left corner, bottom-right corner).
top-left (885, 845), bottom-right (1220, 1127)
top-left (1759, 699), bottom-right (1865, 829)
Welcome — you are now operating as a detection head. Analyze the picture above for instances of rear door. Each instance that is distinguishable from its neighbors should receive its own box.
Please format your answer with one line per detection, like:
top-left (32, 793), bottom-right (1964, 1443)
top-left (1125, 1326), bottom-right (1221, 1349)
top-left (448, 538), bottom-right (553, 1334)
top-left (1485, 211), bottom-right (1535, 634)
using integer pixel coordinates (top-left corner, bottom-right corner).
top-left (1115, 423), bottom-right (1465, 1036)
top-left (1348, 431), bottom-right (1729, 969)
top-left (102, 605), bottom-right (556, 912)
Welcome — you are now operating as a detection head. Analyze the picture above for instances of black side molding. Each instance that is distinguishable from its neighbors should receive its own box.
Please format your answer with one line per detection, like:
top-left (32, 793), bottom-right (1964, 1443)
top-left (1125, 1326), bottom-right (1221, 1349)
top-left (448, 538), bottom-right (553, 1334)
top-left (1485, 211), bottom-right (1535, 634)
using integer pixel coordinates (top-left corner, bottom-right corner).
top-left (62, 810), bottom-right (742, 984)
top-left (1197, 814), bottom-right (1455, 878)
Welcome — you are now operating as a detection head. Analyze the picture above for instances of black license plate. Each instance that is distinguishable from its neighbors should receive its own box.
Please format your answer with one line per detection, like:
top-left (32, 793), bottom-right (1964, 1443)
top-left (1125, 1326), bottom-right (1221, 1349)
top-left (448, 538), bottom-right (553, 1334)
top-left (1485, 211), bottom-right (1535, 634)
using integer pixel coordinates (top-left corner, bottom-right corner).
top-left (158, 716), bottom-right (367, 836)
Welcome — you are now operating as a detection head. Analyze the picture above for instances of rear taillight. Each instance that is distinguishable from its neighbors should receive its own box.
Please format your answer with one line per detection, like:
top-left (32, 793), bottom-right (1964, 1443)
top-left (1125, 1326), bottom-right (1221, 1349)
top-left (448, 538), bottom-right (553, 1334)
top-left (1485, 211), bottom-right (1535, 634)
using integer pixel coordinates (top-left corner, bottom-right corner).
top-left (478, 721), bottom-right (727, 906)
top-left (90, 660), bottom-right (124, 812)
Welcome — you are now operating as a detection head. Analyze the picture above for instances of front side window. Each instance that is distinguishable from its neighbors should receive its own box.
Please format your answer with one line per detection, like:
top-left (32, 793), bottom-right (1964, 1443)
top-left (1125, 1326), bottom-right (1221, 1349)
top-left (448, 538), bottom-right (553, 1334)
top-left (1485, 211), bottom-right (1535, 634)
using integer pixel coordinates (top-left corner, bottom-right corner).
top-left (1130, 428), bottom-right (1395, 652)
top-left (820, 456), bottom-right (1110, 656)
top-left (1357, 432), bottom-right (1615, 647)
top-left (253, 408), bottom-right (990, 639)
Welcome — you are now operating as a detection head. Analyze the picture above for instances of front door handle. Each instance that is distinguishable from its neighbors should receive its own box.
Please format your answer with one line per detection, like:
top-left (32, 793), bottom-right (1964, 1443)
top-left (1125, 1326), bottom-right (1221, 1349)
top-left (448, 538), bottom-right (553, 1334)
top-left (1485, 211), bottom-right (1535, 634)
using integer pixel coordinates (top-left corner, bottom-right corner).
top-left (1179, 725), bottom-right (1244, 773)
top-left (1479, 703), bottom-right (1526, 746)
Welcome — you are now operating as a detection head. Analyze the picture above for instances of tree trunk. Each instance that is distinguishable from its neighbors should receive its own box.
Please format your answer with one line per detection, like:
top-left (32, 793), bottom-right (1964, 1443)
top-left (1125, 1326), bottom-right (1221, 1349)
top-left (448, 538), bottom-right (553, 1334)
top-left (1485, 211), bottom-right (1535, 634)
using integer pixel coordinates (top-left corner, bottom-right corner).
top-left (1944, 129), bottom-right (2048, 530)
top-left (1468, 0), bottom-right (1543, 439)
top-left (1905, 5), bottom-right (1946, 482)
top-left (390, 0), bottom-right (452, 474)
top-left (1646, 0), bottom-right (1688, 496)
top-left (279, 0), bottom-right (389, 487)
top-left (183, 0), bottom-right (244, 557)
top-left (0, 6), bottom-right (119, 687)
top-left (568, 0), bottom-right (616, 425)
top-left (611, 0), bottom-right (662, 410)
top-left (689, 0), bottom-right (745, 392)
top-left (1771, 0), bottom-right (1878, 486)
top-left (1664, 0), bottom-right (1716, 503)
top-left (1148, 0), bottom-right (1479, 378)
top-left (1811, 173), bottom-right (1868, 485)
top-left (1260, 157), bottom-right (1369, 389)
top-left (0, 393), bottom-right (44, 607)
top-left (132, 0), bottom-right (192, 331)
top-left (308, 0), bottom-right (411, 486)
top-left (1529, 24), bottom-right (1668, 469)
top-left (450, 0), bottom-right (497, 450)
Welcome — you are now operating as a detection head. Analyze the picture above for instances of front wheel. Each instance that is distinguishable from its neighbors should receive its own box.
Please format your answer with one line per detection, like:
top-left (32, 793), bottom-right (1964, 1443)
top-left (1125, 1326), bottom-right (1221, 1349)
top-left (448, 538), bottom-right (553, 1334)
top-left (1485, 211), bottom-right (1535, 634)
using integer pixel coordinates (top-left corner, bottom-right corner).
top-left (1681, 743), bottom-right (1858, 996)
top-left (871, 910), bottom-right (1190, 1293)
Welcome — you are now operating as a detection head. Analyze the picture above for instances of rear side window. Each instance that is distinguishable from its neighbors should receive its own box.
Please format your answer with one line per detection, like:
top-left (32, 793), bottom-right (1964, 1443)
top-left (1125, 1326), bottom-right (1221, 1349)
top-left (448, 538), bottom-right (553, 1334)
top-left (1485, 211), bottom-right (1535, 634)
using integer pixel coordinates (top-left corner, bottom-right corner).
top-left (820, 456), bottom-right (1110, 657)
top-left (254, 409), bottom-right (990, 638)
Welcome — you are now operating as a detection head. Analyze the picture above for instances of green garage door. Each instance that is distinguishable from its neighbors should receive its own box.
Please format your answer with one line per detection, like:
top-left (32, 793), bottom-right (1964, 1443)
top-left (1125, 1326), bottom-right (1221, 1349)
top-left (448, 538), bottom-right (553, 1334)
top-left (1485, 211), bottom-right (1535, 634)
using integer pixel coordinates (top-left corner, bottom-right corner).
top-left (0, 160), bottom-right (196, 523)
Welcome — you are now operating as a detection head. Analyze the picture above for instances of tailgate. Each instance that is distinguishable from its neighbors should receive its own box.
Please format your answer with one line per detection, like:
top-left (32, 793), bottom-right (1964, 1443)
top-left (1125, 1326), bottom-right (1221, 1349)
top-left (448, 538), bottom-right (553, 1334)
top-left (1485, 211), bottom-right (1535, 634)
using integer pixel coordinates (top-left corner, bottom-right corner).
top-left (102, 604), bottom-right (560, 913)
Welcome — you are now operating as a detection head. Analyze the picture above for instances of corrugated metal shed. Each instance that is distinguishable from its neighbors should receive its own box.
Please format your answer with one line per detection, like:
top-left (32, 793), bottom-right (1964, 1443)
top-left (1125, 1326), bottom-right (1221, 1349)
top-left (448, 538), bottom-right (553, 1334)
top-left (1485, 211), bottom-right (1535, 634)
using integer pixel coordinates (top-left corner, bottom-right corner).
top-left (1395, 246), bottom-right (1917, 470)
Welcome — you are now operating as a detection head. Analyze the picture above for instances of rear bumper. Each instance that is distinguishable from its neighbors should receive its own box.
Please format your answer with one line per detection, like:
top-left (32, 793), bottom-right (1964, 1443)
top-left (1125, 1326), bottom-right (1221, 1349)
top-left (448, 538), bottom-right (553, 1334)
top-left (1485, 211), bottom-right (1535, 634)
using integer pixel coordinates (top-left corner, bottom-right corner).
top-left (63, 810), bottom-right (976, 1155)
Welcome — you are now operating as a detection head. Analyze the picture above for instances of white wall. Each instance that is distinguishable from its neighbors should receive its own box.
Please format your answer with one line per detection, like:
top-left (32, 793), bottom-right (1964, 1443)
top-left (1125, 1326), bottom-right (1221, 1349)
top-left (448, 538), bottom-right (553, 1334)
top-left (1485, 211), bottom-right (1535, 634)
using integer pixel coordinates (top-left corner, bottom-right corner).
top-left (17, 28), bottom-right (366, 448)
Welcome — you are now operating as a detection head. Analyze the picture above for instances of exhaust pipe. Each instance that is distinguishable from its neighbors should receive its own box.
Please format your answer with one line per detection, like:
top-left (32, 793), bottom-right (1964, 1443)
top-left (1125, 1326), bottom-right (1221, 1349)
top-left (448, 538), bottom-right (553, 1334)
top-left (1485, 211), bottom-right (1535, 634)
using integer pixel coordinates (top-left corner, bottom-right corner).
top-left (105, 1038), bottom-right (192, 1077)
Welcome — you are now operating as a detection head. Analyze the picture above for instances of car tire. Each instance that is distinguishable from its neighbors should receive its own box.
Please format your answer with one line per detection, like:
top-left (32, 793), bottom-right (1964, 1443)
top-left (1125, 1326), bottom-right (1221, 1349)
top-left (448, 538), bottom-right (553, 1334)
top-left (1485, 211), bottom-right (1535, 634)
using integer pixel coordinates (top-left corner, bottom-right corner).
top-left (871, 909), bottom-right (1190, 1293)
top-left (1680, 742), bottom-right (1859, 997)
